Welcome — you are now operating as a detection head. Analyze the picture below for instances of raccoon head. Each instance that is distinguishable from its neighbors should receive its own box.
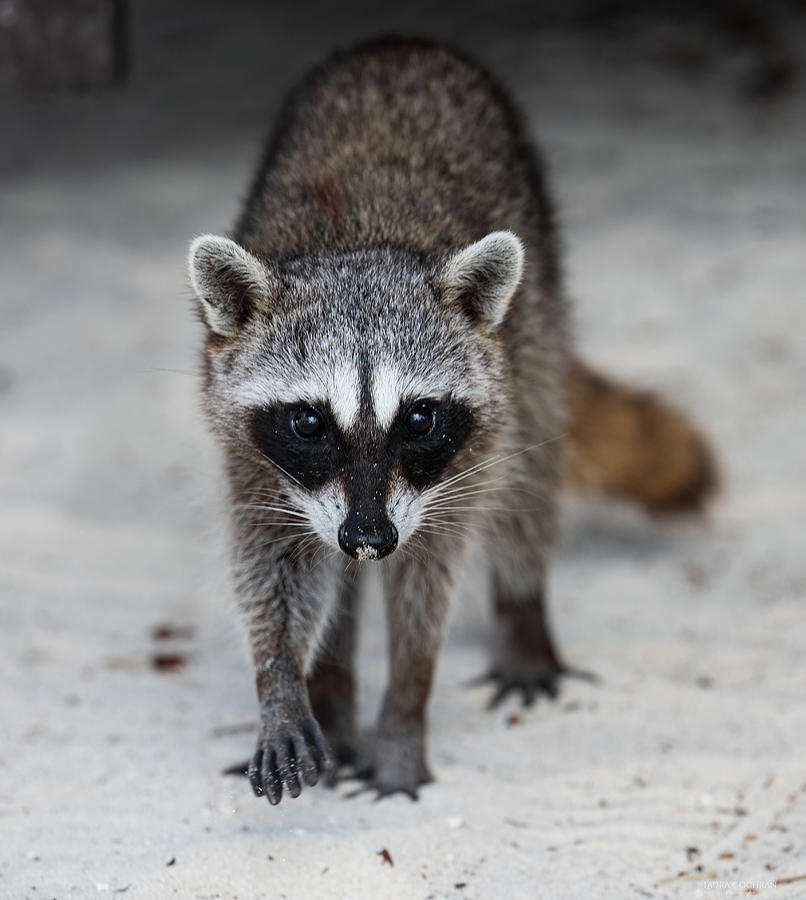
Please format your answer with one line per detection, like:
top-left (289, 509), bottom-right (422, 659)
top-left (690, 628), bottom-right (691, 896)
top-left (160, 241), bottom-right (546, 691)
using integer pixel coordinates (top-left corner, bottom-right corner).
top-left (188, 231), bottom-right (523, 560)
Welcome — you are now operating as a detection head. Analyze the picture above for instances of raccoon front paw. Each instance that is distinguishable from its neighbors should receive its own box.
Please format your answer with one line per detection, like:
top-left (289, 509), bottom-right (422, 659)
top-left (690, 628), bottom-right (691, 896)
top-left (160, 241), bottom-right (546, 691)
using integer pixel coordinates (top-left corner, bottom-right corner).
top-left (355, 729), bottom-right (433, 800)
top-left (248, 711), bottom-right (334, 805)
top-left (477, 662), bottom-right (596, 708)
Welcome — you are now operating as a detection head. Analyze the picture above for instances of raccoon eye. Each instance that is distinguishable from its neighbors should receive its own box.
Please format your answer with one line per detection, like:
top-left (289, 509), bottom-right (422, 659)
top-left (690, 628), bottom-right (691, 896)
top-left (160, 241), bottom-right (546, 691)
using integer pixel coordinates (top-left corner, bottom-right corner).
top-left (291, 406), bottom-right (325, 439)
top-left (405, 401), bottom-right (436, 436)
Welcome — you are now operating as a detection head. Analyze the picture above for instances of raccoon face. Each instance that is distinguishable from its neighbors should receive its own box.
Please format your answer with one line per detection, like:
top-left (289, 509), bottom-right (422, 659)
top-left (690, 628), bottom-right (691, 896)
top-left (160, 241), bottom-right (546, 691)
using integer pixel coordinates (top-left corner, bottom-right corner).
top-left (248, 395), bottom-right (476, 558)
top-left (189, 231), bottom-right (524, 559)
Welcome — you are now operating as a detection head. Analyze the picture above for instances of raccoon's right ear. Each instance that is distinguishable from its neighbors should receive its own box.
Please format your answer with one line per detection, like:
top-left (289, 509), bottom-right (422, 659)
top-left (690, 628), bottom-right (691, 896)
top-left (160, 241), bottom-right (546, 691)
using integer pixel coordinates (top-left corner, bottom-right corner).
top-left (437, 231), bottom-right (525, 331)
top-left (187, 234), bottom-right (280, 336)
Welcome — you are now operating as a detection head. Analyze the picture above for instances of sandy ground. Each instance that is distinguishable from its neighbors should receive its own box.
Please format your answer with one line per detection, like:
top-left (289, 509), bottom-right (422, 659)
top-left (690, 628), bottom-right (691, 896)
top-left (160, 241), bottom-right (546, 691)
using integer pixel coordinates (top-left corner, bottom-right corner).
top-left (2, 3), bottom-right (805, 898)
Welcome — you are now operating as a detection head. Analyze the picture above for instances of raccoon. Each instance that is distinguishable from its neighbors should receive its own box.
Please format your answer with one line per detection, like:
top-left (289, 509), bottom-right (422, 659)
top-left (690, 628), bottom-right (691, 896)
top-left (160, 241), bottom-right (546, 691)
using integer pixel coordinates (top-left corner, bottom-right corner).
top-left (187, 37), bottom-right (715, 803)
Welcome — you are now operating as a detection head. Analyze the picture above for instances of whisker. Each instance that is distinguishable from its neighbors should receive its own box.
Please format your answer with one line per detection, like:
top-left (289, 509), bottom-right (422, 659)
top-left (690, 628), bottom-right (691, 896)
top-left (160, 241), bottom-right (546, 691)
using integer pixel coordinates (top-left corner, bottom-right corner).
top-left (242, 517), bottom-right (312, 528)
top-left (243, 496), bottom-right (294, 507)
top-left (257, 454), bottom-right (307, 490)
top-left (427, 477), bottom-right (508, 499)
top-left (423, 434), bottom-right (566, 500)
top-left (424, 454), bottom-right (504, 494)
top-left (418, 519), bottom-right (469, 534)
top-left (325, 548), bottom-right (341, 567)
top-left (434, 481), bottom-right (545, 503)
top-left (251, 531), bottom-right (318, 550)
top-left (409, 534), bottom-right (436, 564)
top-left (424, 505), bottom-right (540, 514)
top-left (291, 534), bottom-right (321, 563)
top-left (419, 522), bottom-right (473, 537)
top-left (425, 488), bottom-right (505, 505)
top-left (400, 541), bottom-right (428, 566)
top-left (310, 540), bottom-right (334, 567)
top-left (423, 487), bottom-right (507, 507)
top-left (234, 504), bottom-right (309, 517)
top-left (245, 488), bottom-right (300, 501)
top-left (418, 525), bottom-right (467, 541)
top-left (418, 514), bottom-right (474, 529)
top-left (150, 367), bottom-right (198, 378)
top-left (248, 520), bottom-right (318, 529)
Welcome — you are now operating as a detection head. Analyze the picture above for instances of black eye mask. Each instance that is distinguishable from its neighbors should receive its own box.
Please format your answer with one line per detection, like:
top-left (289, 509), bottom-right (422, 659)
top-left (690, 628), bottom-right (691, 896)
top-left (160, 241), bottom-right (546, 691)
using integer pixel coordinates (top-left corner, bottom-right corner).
top-left (395, 398), bottom-right (475, 490)
top-left (250, 403), bottom-right (339, 490)
top-left (249, 397), bottom-right (474, 494)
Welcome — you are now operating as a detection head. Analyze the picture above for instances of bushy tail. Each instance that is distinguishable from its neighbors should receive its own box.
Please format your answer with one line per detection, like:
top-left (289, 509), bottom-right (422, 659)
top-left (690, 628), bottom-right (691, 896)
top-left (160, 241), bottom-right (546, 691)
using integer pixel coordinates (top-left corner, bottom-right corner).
top-left (564, 359), bottom-right (718, 515)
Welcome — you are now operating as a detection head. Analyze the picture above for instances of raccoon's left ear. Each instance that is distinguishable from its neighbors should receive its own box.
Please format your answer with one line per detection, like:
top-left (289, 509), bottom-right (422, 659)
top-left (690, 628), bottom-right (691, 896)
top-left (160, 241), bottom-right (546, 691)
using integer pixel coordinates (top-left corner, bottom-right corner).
top-left (187, 234), bottom-right (280, 336)
top-left (438, 231), bottom-right (525, 330)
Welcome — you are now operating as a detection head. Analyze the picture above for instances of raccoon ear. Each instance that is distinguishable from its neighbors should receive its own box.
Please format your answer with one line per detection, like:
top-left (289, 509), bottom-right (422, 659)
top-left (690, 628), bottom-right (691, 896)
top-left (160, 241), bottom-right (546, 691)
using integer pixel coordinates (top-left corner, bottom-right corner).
top-left (187, 234), bottom-right (279, 336)
top-left (438, 231), bottom-right (524, 330)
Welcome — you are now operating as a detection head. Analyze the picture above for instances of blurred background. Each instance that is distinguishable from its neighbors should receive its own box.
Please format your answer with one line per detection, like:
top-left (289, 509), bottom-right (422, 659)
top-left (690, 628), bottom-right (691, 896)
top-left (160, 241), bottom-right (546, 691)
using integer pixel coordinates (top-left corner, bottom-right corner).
top-left (1, 2), bottom-right (805, 898)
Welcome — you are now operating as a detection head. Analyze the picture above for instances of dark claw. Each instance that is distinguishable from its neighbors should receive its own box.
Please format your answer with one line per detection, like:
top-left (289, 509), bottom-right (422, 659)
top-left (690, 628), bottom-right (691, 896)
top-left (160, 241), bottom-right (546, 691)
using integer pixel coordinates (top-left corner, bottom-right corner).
top-left (342, 781), bottom-right (376, 800)
top-left (476, 663), bottom-right (597, 709)
top-left (309, 722), bottom-right (336, 774)
top-left (488, 679), bottom-right (514, 709)
top-left (284, 771), bottom-right (302, 798)
top-left (375, 785), bottom-right (419, 801)
top-left (283, 742), bottom-right (299, 793)
top-left (248, 747), bottom-right (264, 797)
top-left (274, 741), bottom-right (299, 799)
top-left (560, 665), bottom-right (599, 684)
top-left (261, 747), bottom-right (282, 805)
top-left (465, 671), bottom-right (496, 689)
top-left (340, 736), bottom-right (431, 801)
top-left (487, 676), bottom-right (544, 709)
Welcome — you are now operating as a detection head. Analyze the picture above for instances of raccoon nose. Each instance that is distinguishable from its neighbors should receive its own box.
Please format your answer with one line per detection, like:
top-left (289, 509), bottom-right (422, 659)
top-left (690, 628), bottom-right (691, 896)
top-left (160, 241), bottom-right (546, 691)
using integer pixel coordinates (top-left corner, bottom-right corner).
top-left (338, 514), bottom-right (398, 560)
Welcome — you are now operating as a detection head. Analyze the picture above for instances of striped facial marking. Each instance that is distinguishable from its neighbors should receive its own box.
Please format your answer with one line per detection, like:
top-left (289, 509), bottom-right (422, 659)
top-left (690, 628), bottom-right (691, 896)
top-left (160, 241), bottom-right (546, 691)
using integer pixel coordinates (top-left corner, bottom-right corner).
top-left (371, 361), bottom-right (403, 430)
top-left (238, 362), bottom-right (360, 432)
top-left (370, 361), bottom-right (470, 432)
top-left (328, 363), bottom-right (361, 432)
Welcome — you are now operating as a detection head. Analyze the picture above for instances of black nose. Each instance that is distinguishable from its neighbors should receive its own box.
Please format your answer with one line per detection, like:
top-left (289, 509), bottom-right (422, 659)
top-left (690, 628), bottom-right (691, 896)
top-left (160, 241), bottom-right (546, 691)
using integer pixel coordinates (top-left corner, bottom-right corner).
top-left (338, 514), bottom-right (398, 560)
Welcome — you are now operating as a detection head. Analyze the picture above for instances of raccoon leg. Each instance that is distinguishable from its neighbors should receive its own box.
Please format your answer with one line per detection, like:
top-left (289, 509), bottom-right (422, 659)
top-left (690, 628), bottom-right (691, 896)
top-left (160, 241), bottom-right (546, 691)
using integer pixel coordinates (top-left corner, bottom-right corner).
top-left (241, 550), bottom-right (339, 805)
top-left (484, 565), bottom-right (595, 707)
top-left (307, 561), bottom-right (361, 771)
top-left (487, 574), bottom-right (563, 706)
top-left (367, 552), bottom-right (453, 799)
top-left (482, 453), bottom-right (593, 707)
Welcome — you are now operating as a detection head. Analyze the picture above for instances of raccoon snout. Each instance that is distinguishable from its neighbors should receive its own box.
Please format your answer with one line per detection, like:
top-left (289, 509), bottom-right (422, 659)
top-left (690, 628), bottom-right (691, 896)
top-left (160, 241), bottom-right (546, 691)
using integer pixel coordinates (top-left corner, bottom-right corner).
top-left (338, 513), bottom-right (398, 560)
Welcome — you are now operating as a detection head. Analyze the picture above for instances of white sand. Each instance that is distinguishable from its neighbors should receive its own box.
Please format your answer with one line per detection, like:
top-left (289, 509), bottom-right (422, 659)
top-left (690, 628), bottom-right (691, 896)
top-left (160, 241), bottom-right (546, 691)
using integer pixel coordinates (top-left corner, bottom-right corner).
top-left (2, 6), bottom-right (805, 898)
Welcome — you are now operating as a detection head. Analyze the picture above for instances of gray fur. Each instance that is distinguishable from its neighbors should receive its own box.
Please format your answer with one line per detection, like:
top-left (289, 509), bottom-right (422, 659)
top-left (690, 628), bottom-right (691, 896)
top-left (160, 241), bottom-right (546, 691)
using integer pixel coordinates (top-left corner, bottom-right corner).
top-left (439, 231), bottom-right (525, 329)
top-left (188, 234), bottom-right (279, 336)
top-left (189, 37), bottom-right (570, 802)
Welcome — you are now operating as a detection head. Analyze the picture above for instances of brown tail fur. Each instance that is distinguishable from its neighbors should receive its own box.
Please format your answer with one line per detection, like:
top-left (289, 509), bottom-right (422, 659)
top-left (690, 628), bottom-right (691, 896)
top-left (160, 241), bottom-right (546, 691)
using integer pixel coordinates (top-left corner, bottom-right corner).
top-left (564, 359), bottom-right (718, 515)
